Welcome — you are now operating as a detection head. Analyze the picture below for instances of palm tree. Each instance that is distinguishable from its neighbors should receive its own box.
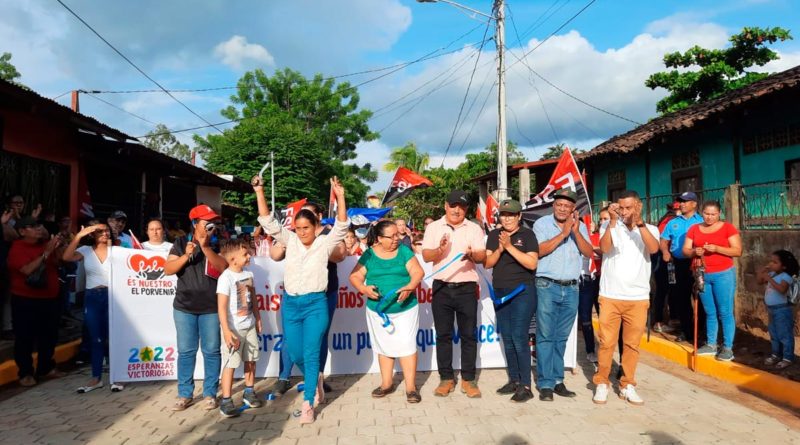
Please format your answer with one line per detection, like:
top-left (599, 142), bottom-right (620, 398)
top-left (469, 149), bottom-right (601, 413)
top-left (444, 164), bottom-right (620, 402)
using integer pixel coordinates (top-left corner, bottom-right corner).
top-left (382, 142), bottom-right (430, 173)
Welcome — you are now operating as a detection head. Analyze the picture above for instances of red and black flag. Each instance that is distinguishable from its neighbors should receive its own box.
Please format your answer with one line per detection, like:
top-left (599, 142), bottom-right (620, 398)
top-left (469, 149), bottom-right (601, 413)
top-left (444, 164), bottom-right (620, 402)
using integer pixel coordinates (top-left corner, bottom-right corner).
top-left (478, 194), bottom-right (499, 233)
top-left (381, 167), bottom-right (433, 206)
top-left (281, 198), bottom-right (308, 230)
top-left (521, 148), bottom-right (592, 225)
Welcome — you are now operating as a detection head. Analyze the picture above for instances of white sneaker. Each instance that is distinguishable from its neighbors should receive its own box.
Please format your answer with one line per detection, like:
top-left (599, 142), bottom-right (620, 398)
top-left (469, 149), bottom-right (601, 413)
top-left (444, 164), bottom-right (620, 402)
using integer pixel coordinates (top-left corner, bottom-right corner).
top-left (620, 384), bottom-right (644, 406)
top-left (592, 383), bottom-right (608, 405)
top-left (587, 352), bottom-right (598, 363)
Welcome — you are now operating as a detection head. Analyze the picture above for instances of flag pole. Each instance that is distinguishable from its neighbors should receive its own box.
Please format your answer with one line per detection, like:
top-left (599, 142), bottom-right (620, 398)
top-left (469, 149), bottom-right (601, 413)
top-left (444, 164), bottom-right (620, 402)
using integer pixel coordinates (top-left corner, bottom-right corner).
top-left (380, 167), bottom-right (400, 207)
top-left (270, 151), bottom-right (275, 214)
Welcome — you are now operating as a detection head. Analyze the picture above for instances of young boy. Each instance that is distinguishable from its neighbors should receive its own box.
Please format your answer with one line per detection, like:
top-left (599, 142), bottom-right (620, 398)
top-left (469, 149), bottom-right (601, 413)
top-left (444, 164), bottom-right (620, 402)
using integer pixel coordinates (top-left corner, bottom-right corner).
top-left (216, 239), bottom-right (263, 417)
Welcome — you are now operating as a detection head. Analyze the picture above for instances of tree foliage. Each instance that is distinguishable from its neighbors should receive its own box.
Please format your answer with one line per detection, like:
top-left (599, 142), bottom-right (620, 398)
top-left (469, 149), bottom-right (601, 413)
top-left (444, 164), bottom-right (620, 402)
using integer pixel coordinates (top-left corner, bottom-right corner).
top-left (142, 124), bottom-right (192, 162)
top-left (646, 26), bottom-right (793, 114)
top-left (539, 143), bottom-right (584, 160)
top-left (0, 52), bottom-right (21, 83)
top-left (383, 142), bottom-right (430, 173)
top-left (195, 68), bottom-right (378, 222)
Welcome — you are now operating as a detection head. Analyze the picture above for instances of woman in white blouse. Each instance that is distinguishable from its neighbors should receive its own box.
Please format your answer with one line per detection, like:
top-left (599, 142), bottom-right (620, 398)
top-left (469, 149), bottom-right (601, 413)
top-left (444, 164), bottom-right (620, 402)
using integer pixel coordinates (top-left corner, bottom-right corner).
top-left (253, 176), bottom-right (348, 424)
top-left (63, 222), bottom-right (124, 393)
top-left (142, 218), bottom-right (173, 253)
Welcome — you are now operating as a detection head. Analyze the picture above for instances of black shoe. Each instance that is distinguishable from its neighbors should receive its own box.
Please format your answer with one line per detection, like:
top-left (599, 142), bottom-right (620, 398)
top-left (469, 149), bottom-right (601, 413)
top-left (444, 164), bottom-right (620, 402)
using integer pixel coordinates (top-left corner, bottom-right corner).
top-left (675, 334), bottom-right (686, 343)
top-left (615, 368), bottom-right (623, 381)
top-left (219, 398), bottom-right (240, 418)
top-left (553, 383), bottom-right (576, 398)
top-left (496, 381), bottom-right (519, 395)
top-left (538, 388), bottom-right (554, 401)
top-left (273, 379), bottom-right (292, 395)
top-left (511, 386), bottom-right (534, 403)
top-left (323, 382), bottom-right (332, 393)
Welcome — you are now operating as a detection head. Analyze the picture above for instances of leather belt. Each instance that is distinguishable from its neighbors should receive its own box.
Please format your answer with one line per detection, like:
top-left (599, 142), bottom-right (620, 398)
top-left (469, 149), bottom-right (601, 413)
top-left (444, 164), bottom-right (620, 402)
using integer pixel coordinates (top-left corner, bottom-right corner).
top-left (538, 276), bottom-right (579, 286)
top-left (433, 279), bottom-right (475, 289)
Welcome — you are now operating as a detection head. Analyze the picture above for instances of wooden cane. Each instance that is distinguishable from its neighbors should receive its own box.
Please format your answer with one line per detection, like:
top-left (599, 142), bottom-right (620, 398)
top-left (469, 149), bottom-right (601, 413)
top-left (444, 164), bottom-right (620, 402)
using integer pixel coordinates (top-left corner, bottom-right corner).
top-left (691, 292), bottom-right (698, 372)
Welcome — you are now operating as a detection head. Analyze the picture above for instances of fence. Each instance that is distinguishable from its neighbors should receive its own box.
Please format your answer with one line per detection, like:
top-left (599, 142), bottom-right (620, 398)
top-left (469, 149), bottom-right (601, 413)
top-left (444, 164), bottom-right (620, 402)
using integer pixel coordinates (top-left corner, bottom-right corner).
top-left (590, 180), bottom-right (800, 230)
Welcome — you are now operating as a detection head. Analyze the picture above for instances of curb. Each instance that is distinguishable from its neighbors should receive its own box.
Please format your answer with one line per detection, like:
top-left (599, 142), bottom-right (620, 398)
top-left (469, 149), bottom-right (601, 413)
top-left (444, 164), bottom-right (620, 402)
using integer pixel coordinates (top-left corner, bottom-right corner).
top-left (592, 320), bottom-right (800, 409)
top-left (0, 340), bottom-right (82, 387)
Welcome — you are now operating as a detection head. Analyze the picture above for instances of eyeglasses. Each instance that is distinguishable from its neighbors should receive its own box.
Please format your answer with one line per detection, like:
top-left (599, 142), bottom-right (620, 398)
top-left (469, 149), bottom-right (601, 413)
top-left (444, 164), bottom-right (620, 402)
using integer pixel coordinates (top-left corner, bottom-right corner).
top-left (379, 234), bottom-right (400, 240)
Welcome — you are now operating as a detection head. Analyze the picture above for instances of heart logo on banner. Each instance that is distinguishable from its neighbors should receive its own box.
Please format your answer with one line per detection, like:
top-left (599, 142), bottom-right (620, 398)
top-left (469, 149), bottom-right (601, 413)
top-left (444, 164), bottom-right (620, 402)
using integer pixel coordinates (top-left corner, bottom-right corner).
top-left (128, 254), bottom-right (166, 280)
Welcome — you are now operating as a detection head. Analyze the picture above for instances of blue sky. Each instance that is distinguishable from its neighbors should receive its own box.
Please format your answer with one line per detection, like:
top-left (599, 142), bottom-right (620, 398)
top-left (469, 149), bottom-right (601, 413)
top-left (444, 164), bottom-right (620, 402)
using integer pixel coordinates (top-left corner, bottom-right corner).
top-left (2, 0), bottom-right (799, 193)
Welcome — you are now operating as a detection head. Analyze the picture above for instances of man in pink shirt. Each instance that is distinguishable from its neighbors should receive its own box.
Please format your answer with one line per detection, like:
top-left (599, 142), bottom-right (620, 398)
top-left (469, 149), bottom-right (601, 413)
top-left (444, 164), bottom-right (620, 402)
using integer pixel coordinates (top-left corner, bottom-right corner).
top-left (422, 190), bottom-right (486, 398)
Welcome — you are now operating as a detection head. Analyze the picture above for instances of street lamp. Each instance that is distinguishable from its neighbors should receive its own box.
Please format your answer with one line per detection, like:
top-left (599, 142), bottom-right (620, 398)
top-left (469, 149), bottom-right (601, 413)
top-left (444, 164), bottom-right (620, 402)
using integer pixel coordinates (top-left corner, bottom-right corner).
top-left (417, 0), bottom-right (508, 199)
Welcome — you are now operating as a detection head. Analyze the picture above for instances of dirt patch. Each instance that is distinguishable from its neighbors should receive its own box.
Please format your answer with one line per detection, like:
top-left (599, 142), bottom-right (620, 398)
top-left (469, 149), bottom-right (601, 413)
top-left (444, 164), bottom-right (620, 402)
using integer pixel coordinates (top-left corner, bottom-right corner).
top-left (734, 326), bottom-right (800, 383)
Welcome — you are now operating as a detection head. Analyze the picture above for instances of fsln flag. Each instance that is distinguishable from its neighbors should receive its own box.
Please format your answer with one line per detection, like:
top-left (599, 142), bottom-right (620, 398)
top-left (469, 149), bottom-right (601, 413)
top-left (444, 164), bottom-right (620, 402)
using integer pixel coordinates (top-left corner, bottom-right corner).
top-left (281, 198), bottom-right (308, 230)
top-left (477, 194), bottom-right (499, 233)
top-left (521, 148), bottom-right (592, 226)
top-left (381, 167), bottom-right (433, 206)
top-left (129, 230), bottom-right (144, 250)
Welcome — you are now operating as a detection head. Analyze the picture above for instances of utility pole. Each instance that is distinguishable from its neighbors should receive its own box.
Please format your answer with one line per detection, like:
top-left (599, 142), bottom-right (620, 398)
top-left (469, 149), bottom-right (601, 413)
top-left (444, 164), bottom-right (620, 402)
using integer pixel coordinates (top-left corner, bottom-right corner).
top-left (495, 0), bottom-right (507, 199)
top-left (71, 90), bottom-right (80, 112)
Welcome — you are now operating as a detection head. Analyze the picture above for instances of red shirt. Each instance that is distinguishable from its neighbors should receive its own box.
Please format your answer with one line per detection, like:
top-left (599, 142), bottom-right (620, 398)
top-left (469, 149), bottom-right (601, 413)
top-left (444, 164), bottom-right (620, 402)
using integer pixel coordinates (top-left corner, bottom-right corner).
top-left (686, 222), bottom-right (738, 273)
top-left (589, 232), bottom-right (602, 275)
top-left (6, 240), bottom-right (60, 298)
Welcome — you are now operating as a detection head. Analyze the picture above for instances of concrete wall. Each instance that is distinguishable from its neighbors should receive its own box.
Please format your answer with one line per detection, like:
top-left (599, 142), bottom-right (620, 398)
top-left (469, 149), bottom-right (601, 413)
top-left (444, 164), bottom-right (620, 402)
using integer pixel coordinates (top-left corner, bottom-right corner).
top-left (736, 230), bottom-right (800, 337)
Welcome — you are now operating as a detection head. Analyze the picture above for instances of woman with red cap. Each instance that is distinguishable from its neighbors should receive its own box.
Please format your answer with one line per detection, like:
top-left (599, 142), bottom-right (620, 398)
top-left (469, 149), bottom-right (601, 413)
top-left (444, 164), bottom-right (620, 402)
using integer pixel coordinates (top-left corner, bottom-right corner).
top-left (164, 205), bottom-right (228, 411)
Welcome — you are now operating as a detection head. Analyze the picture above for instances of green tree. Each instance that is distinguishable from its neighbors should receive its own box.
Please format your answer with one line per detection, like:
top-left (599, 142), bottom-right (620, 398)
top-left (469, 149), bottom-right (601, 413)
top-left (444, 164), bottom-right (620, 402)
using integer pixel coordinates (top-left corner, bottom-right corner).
top-left (539, 143), bottom-right (584, 160)
top-left (196, 68), bottom-right (378, 221)
top-left (383, 142), bottom-right (430, 173)
top-left (142, 124), bottom-right (192, 162)
top-left (0, 52), bottom-right (21, 83)
top-left (646, 26), bottom-right (792, 114)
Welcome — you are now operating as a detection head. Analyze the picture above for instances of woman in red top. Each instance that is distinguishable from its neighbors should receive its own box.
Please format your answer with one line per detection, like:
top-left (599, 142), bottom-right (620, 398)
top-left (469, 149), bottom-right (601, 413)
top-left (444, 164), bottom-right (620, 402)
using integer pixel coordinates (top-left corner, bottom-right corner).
top-left (682, 201), bottom-right (742, 361)
top-left (6, 216), bottom-right (64, 387)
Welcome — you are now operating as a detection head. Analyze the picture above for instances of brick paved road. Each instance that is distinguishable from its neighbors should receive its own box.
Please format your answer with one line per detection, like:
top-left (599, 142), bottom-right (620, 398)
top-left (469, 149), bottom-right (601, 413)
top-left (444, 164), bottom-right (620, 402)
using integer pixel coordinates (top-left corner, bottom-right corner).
top-left (1, 357), bottom-right (797, 445)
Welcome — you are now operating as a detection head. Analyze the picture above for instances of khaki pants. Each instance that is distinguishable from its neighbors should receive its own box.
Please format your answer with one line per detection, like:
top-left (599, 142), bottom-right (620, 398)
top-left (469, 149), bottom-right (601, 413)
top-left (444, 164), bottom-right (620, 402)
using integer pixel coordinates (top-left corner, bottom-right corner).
top-left (592, 297), bottom-right (649, 388)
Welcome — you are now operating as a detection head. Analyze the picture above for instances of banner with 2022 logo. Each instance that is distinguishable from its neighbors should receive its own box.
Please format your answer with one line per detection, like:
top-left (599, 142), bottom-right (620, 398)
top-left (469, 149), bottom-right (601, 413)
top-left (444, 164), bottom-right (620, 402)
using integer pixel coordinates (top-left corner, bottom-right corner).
top-left (108, 247), bottom-right (547, 383)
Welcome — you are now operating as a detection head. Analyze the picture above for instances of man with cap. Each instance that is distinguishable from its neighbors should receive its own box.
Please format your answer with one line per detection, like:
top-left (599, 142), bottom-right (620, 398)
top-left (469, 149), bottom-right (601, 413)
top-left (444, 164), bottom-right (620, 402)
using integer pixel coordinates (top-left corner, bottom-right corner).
top-left (485, 198), bottom-right (539, 402)
top-left (532, 188), bottom-right (594, 401)
top-left (164, 204), bottom-right (228, 411)
top-left (422, 190), bottom-right (486, 398)
top-left (659, 192), bottom-right (704, 343)
top-left (107, 211), bottom-right (133, 248)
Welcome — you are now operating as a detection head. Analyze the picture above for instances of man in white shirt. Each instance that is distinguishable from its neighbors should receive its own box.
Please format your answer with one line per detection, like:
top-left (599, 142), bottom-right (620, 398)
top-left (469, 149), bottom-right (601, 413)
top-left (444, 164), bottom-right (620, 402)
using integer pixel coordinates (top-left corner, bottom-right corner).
top-left (592, 190), bottom-right (659, 406)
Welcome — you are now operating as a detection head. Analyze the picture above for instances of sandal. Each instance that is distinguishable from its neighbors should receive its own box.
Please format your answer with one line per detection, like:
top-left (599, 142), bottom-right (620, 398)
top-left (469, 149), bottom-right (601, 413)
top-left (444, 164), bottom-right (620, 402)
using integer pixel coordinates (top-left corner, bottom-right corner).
top-left (406, 391), bottom-right (421, 404)
top-left (111, 383), bottom-right (124, 392)
top-left (371, 385), bottom-right (396, 398)
top-left (171, 397), bottom-right (194, 411)
top-left (77, 380), bottom-right (104, 394)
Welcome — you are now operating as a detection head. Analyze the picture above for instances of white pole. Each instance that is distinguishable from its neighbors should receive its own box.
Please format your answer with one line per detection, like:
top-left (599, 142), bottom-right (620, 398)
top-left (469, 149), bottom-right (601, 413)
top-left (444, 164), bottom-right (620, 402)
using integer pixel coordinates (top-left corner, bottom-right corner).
top-left (496, 0), bottom-right (507, 200)
top-left (270, 151), bottom-right (275, 213)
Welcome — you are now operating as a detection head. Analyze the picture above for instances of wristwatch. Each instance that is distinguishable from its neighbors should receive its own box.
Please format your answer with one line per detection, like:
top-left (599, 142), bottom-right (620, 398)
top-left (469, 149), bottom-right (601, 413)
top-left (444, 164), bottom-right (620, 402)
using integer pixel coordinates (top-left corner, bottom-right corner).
top-left (636, 223), bottom-right (645, 228)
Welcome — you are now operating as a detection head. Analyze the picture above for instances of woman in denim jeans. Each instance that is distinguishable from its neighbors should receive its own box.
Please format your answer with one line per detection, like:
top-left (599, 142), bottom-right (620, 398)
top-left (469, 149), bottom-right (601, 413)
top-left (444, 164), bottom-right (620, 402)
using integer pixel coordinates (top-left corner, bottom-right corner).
top-left (682, 201), bottom-right (742, 361)
top-left (63, 222), bottom-right (124, 392)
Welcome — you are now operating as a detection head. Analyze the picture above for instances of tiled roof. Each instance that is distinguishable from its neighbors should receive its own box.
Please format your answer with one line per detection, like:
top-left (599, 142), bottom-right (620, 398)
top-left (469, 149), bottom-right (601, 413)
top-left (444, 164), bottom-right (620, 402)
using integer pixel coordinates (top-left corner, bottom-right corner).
top-left (584, 64), bottom-right (800, 159)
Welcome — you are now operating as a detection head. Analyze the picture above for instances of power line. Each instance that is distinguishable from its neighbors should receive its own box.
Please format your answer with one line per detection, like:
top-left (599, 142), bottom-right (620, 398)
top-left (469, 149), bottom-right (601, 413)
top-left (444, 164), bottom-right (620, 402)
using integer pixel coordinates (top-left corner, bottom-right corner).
top-left (51, 90), bottom-right (72, 101)
top-left (56, 0), bottom-right (224, 133)
top-left (441, 20), bottom-right (493, 167)
top-left (508, 105), bottom-right (536, 147)
top-left (453, 59), bottom-right (496, 153)
top-left (83, 91), bottom-right (159, 126)
top-left (455, 81), bottom-right (497, 156)
top-left (506, 0), bottom-right (597, 72)
top-left (516, 0), bottom-right (570, 44)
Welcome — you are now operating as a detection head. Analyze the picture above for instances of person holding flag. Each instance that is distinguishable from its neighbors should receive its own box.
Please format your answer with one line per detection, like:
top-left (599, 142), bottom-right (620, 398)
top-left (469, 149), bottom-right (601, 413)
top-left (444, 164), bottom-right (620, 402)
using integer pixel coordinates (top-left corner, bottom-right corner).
top-left (484, 199), bottom-right (539, 402)
top-left (253, 175), bottom-right (349, 424)
top-left (532, 189), bottom-right (594, 401)
top-left (422, 190), bottom-right (486, 398)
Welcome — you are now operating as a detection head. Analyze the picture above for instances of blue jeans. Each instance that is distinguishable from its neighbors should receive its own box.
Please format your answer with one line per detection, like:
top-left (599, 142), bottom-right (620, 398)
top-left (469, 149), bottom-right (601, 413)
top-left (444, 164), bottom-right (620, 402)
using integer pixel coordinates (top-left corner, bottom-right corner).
top-left (173, 309), bottom-right (221, 399)
top-left (578, 276), bottom-right (599, 354)
top-left (767, 304), bottom-right (795, 361)
top-left (282, 291), bottom-right (329, 406)
top-left (84, 288), bottom-right (109, 379)
top-left (698, 267), bottom-right (736, 349)
top-left (279, 286), bottom-right (338, 380)
top-left (495, 285), bottom-right (536, 387)
top-left (535, 278), bottom-right (579, 390)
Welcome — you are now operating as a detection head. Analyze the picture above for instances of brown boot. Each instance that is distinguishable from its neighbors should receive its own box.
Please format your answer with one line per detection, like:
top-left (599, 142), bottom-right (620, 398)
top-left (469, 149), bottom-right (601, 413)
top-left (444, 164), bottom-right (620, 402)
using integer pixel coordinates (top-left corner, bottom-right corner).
top-left (433, 379), bottom-right (456, 397)
top-left (461, 380), bottom-right (482, 398)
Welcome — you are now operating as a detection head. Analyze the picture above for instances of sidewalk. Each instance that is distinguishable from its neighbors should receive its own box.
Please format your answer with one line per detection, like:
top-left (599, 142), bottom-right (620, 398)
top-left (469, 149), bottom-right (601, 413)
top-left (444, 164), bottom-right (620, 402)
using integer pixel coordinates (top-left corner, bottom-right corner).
top-left (1, 355), bottom-right (798, 445)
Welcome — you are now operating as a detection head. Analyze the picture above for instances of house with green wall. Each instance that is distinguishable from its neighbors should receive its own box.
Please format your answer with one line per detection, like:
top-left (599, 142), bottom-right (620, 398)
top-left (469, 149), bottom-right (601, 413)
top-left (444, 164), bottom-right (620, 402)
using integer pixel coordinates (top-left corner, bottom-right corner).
top-left (581, 65), bottom-right (800, 227)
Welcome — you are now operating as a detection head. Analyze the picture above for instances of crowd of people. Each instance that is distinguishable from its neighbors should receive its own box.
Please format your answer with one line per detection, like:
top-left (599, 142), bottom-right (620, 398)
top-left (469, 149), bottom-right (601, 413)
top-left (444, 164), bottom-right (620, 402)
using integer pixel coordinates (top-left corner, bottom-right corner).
top-left (1, 179), bottom-right (797, 423)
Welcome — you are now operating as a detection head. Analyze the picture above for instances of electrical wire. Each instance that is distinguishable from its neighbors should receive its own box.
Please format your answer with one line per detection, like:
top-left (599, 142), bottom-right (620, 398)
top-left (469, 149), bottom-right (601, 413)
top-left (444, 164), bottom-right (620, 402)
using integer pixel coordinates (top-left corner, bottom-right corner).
top-left (508, 105), bottom-right (536, 147)
top-left (51, 90), bottom-right (72, 101)
top-left (56, 0), bottom-right (224, 133)
top-left (83, 92), bottom-right (159, 126)
top-left (516, 0), bottom-right (570, 44)
top-left (454, 81), bottom-right (497, 156)
top-left (440, 19), bottom-right (493, 166)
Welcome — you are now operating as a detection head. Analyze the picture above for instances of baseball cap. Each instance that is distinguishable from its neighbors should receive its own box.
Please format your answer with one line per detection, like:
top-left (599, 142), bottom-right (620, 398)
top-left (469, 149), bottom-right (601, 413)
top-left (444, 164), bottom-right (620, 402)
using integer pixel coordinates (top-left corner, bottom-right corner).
top-left (109, 210), bottom-right (127, 220)
top-left (16, 216), bottom-right (40, 228)
top-left (188, 204), bottom-right (219, 221)
top-left (553, 188), bottom-right (577, 203)
top-left (446, 190), bottom-right (469, 206)
top-left (677, 191), bottom-right (698, 202)
top-left (497, 199), bottom-right (522, 214)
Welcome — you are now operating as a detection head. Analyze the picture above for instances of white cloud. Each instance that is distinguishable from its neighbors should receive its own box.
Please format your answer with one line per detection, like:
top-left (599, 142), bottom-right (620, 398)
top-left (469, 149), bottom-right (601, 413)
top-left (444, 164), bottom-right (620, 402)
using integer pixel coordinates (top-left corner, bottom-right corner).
top-left (213, 35), bottom-right (275, 70)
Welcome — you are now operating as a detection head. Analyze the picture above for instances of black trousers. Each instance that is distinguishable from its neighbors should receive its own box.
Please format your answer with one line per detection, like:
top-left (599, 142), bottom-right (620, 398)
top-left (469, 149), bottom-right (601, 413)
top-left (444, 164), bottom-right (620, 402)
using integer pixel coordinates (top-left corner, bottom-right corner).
top-left (432, 280), bottom-right (478, 381)
top-left (12, 295), bottom-right (60, 378)
top-left (672, 259), bottom-right (705, 340)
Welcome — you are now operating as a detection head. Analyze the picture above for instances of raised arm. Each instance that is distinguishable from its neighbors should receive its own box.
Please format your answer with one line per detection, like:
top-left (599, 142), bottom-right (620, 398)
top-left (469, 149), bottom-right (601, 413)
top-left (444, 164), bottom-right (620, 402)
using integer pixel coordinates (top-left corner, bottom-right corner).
top-left (62, 225), bottom-right (100, 262)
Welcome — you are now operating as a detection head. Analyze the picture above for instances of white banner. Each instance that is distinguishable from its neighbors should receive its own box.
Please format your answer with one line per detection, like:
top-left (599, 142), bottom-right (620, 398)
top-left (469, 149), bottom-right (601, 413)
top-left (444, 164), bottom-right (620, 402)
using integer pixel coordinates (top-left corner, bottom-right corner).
top-left (108, 248), bottom-right (517, 383)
